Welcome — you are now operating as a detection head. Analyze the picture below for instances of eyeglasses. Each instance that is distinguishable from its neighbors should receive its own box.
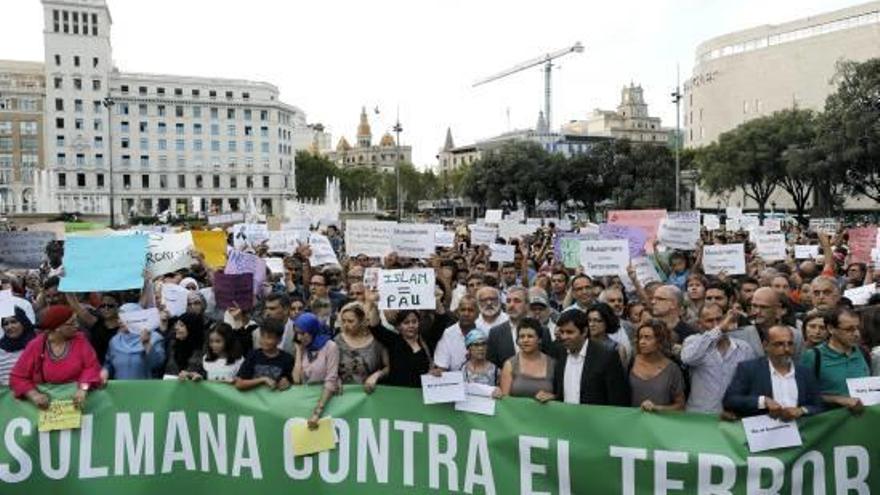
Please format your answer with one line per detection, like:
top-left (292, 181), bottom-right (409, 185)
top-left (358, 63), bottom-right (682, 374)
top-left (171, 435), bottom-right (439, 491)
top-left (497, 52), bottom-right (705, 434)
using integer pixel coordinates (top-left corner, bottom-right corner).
top-left (310, 281), bottom-right (326, 287)
top-left (478, 298), bottom-right (498, 304)
top-left (98, 303), bottom-right (117, 309)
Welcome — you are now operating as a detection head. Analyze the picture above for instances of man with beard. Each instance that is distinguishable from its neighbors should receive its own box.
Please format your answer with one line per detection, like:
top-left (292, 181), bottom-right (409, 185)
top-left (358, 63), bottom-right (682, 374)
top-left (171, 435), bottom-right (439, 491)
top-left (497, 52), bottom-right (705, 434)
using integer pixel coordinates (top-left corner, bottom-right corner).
top-left (488, 287), bottom-right (551, 367)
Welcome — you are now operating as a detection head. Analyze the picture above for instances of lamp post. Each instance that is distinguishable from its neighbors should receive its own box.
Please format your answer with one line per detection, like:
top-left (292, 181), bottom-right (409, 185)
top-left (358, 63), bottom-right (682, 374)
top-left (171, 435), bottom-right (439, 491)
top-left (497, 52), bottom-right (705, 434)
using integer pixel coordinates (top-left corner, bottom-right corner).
top-left (101, 96), bottom-right (115, 228)
top-left (670, 71), bottom-right (682, 212)
top-left (393, 116), bottom-right (403, 221)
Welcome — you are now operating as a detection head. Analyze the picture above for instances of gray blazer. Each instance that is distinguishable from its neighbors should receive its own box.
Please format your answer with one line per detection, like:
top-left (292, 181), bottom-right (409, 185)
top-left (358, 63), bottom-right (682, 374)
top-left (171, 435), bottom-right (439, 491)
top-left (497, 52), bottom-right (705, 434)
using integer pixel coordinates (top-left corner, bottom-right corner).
top-left (487, 321), bottom-right (553, 367)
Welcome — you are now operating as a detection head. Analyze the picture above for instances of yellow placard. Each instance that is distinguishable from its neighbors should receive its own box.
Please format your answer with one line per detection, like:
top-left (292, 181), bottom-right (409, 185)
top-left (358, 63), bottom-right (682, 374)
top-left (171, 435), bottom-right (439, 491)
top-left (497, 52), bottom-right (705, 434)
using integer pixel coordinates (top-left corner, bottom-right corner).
top-left (291, 417), bottom-right (336, 456)
top-left (38, 400), bottom-right (82, 432)
top-left (192, 230), bottom-right (228, 268)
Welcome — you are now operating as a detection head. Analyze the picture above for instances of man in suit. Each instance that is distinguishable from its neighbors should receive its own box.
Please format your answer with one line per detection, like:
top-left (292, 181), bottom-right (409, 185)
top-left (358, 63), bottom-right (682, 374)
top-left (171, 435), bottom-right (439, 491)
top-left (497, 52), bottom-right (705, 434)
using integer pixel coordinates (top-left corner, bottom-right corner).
top-left (487, 286), bottom-right (551, 367)
top-left (723, 325), bottom-right (823, 419)
top-left (552, 309), bottom-right (629, 406)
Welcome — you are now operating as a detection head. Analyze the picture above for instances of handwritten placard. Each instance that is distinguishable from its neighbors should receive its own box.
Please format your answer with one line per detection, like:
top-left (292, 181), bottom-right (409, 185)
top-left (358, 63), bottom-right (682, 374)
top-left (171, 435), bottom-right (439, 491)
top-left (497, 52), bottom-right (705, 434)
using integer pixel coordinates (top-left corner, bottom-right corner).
top-left (755, 233), bottom-right (787, 262)
top-left (213, 272), bottom-right (254, 311)
top-left (809, 218), bottom-right (839, 235)
top-left (742, 415), bottom-right (802, 453)
top-left (378, 269), bottom-right (436, 310)
top-left (658, 211), bottom-right (701, 251)
top-left (0, 231), bottom-right (55, 268)
top-left (119, 308), bottom-right (161, 334)
top-left (345, 220), bottom-right (395, 257)
top-left (846, 376), bottom-right (880, 406)
top-left (702, 244), bottom-right (746, 275)
top-left (580, 239), bottom-right (629, 277)
top-left (392, 224), bottom-right (438, 259)
top-left (225, 251), bottom-right (266, 294)
top-left (607, 209), bottom-right (666, 250)
top-left (702, 214), bottom-right (721, 231)
top-left (599, 224), bottom-right (647, 259)
top-left (161, 283), bottom-right (189, 317)
top-left (59, 235), bottom-right (148, 292)
top-left (489, 243), bottom-right (515, 263)
top-left (631, 257), bottom-right (662, 285)
top-left (470, 225), bottom-right (497, 246)
top-left (146, 232), bottom-right (194, 277)
top-left (308, 234), bottom-right (339, 266)
top-left (38, 400), bottom-right (82, 432)
top-left (434, 231), bottom-right (455, 248)
top-left (454, 383), bottom-right (497, 416)
top-left (795, 245), bottom-right (819, 260)
top-left (843, 283), bottom-right (876, 306)
top-left (484, 209), bottom-right (503, 224)
top-left (421, 371), bottom-right (467, 405)
top-left (848, 227), bottom-right (877, 264)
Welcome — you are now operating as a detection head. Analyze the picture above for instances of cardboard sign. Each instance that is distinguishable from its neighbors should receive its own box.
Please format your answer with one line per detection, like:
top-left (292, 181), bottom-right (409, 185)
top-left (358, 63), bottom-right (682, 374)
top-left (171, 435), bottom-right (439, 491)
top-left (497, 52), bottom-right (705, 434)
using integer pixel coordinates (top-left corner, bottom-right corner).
top-left (266, 230), bottom-right (307, 254)
top-left (0, 231), bottom-right (54, 268)
top-left (742, 415), bottom-right (802, 453)
top-left (559, 237), bottom-right (584, 269)
top-left (599, 224), bottom-right (648, 259)
top-left (59, 235), bottom-right (148, 292)
top-left (378, 269), bottom-right (436, 310)
top-left (0, 289), bottom-right (15, 318)
top-left (207, 212), bottom-right (245, 226)
top-left (307, 234), bottom-right (339, 266)
top-left (658, 211), bottom-right (700, 251)
top-left (580, 240), bottom-right (629, 277)
top-left (484, 209), bottom-right (503, 224)
top-left (607, 209), bottom-right (666, 249)
top-left (755, 233), bottom-right (787, 262)
top-left (231, 223), bottom-right (269, 250)
top-left (470, 225), bottom-right (497, 246)
top-left (291, 417), bottom-right (336, 457)
top-left (848, 227), bottom-right (877, 264)
top-left (795, 245), bottom-right (819, 260)
top-left (192, 231), bottom-right (228, 269)
top-left (702, 244), bottom-right (746, 276)
top-left (119, 308), bottom-right (161, 334)
top-left (631, 257), bottom-right (662, 285)
top-left (725, 207), bottom-right (742, 219)
top-left (434, 231), bottom-right (455, 248)
top-left (345, 220), bottom-right (395, 258)
top-left (421, 371), bottom-right (467, 405)
top-left (489, 243), bottom-right (515, 263)
top-left (265, 257), bottom-right (285, 275)
top-left (38, 400), bottom-right (82, 433)
top-left (809, 218), bottom-right (839, 235)
top-left (225, 251), bottom-right (266, 294)
top-left (392, 224), bottom-right (438, 259)
top-left (702, 214), bottom-right (720, 231)
top-left (213, 272), bottom-right (254, 311)
top-left (763, 218), bottom-right (782, 231)
top-left (498, 220), bottom-right (534, 240)
top-left (146, 232), bottom-right (195, 277)
top-left (454, 383), bottom-right (497, 416)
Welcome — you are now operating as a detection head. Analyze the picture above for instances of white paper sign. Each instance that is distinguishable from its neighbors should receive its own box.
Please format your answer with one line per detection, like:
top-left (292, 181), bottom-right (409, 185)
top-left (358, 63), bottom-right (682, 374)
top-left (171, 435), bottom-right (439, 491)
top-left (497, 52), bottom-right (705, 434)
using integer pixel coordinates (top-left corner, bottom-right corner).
top-left (658, 211), bottom-right (701, 250)
top-left (345, 220), bottom-right (395, 258)
top-left (363, 267), bottom-right (380, 290)
top-left (207, 212), bottom-right (245, 225)
top-left (378, 268), bottom-right (436, 310)
top-left (146, 232), bottom-right (194, 277)
top-left (0, 231), bottom-right (54, 268)
top-left (489, 243), bottom-right (515, 263)
top-left (231, 223), bottom-right (268, 250)
top-left (266, 230), bottom-right (307, 254)
top-left (725, 216), bottom-right (741, 232)
top-left (742, 415), bottom-right (803, 453)
top-left (631, 257), bottom-right (662, 285)
top-left (755, 233), bottom-right (787, 262)
top-left (308, 234), bottom-right (339, 266)
top-left (795, 245), bottom-right (819, 260)
top-left (809, 218), bottom-right (840, 235)
top-left (470, 225), bottom-right (498, 246)
top-left (0, 289), bottom-right (15, 318)
top-left (484, 209), bottom-right (503, 224)
top-left (580, 240), bottom-right (630, 277)
top-left (421, 371), bottom-right (467, 405)
top-left (265, 257), bottom-right (285, 275)
top-left (434, 231), bottom-right (455, 248)
top-left (498, 220), bottom-right (534, 240)
top-left (161, 283), bottom-right (189, 317)
top-left (454, 383), bottom-right (497, 416)
top-left (392, 224), bottom-right (438, 259)
top-left (844, 283), bottom-right (876, 306)
top-left (846, 376), bottom-right (880, 406)
top-left (702, 244), bottom-right (746, 275)
top-left (120, 308), bottom-right (161, 334)
top-left (725, 207), bottom-right (742, 219)
top-left (763, 218), bottom-right (782, 231)
top-left (702, 214), bottom-right (720, 231)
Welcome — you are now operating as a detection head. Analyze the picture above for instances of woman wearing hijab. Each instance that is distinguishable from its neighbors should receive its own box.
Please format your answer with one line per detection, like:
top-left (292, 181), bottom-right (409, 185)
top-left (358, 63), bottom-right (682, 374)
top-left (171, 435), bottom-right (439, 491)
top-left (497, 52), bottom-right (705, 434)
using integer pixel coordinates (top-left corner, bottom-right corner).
top-left (292, 312), bottom-right (339, 429)
top-left (0, 308), bottom-right (36, 386)
top-left (10, 305), bottom-right (103, 410)
top-left (101, 313), bottom-right (165, 381)
top-left (164, 313), bottom-right (206, 376)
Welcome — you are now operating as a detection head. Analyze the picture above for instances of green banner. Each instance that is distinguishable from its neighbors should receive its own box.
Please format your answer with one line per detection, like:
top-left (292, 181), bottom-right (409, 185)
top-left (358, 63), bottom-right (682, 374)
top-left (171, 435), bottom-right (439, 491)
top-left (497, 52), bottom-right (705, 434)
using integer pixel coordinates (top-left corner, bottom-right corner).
top-left (0, 382), bottom-right (876, 494)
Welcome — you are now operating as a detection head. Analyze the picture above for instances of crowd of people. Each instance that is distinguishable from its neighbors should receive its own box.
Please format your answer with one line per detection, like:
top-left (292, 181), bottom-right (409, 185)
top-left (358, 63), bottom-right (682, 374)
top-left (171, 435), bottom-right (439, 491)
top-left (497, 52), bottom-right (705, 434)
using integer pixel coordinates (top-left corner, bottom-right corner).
top-left (1, 217), bottom-right (879, 430)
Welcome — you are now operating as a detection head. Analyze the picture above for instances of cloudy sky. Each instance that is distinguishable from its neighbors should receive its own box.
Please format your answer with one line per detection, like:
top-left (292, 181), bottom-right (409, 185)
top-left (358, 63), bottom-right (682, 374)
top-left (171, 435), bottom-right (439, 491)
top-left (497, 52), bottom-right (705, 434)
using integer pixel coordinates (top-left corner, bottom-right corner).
top-left (1, 0), bottom-right (867, 168)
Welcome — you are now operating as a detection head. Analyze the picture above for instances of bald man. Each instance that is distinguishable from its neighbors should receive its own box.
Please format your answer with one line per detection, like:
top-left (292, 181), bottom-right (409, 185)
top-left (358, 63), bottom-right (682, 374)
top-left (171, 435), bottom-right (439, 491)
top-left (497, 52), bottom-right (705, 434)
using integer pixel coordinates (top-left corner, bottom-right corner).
top-left (728, 287), bottom-right (804, 359)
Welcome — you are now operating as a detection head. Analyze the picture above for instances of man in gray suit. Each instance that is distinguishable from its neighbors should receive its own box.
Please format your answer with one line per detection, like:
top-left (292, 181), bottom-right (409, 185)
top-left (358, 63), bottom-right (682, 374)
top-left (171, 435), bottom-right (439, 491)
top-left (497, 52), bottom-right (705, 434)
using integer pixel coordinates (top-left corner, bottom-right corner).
top-left (488, 286), bottom-right (552, 367)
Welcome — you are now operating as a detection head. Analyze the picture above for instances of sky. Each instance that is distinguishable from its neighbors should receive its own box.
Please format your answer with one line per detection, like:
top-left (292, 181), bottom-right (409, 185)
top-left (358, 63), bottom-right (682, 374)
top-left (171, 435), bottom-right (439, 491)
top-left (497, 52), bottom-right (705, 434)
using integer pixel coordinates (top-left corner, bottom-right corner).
top-left (1, 0), bottom-right (869, 169)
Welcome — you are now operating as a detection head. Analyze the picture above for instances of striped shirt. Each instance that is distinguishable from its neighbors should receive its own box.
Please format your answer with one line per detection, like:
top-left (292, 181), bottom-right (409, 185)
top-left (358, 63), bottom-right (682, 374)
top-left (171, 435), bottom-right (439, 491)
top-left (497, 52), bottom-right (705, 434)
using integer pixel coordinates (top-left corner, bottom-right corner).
top-left (0, 349), bottom-right (24, 386)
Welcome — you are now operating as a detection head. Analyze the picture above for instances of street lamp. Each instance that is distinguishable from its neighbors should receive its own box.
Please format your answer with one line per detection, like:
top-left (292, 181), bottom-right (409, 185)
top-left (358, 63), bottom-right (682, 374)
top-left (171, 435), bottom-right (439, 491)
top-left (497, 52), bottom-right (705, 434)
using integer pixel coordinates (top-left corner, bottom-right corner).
top-left (671, 74), bottom-right (682, 212)
top-left (101, 96), bottom-right (116, 228)
top-left (393, 117), bottom-right (403, 221)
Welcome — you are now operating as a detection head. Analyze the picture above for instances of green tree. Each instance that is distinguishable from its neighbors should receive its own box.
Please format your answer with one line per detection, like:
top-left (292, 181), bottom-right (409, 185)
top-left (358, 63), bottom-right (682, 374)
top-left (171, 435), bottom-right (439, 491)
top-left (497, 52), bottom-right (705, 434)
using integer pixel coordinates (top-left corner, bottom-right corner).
top-left (338, 166), bottom-right (383, 202)
top-left (294, 151), bottom-right (338, 199)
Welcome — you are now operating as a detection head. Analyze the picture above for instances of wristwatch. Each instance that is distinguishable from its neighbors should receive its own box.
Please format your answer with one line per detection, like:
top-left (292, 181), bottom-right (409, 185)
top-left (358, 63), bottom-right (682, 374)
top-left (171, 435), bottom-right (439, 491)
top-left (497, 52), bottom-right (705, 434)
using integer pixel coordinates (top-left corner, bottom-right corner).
top-left (800, 406), bottom-right (809, 416)
top-left (79, 383), bottom-right (90, 392)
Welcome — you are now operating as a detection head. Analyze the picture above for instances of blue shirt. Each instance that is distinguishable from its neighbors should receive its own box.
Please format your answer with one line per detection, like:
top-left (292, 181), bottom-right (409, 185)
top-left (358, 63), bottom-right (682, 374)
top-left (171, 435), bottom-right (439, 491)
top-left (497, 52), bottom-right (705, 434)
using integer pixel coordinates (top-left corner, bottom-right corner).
top-left (103, 330), bottom-right (166, 380)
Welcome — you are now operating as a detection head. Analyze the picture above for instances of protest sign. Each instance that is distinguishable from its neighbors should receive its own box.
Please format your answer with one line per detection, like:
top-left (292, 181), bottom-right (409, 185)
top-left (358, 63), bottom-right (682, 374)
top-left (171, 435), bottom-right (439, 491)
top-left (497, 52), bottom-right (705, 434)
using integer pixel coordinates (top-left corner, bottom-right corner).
top-left (161, 284), bottom-right (189, 317)
top-left (725, 206), bottom-right (743, 219)
top-left (0, 289), bottom-right (14, 318)
top-left (308, 234), bottom-right (339, 266)
top-left (37, 399), bottom-right (82, 433)
top-left (844, 283), bottom-right (876, 306)
top-left (213, 272), bottom-right (254, 310)
top-left (559, 237), bottom-right (584, 269)
top-left (795, 245), bottom-right (820, 260)
top-left (631, 257), bottom-right (662, 285)
top-left (506, 210), bottom-right (525, 222)
top-left (526, 218), bottom-right (543, 227)
top-left (392, 224), bottom-right (438, 259)
top-left (809, 218), bottom-right (840, 235)
top-left (848, 226), bottom-right (877, 264)
top-left (555, 218), bottom-right (573, 231)
top-left (421, 371), bottom-right (467, 405)
top-left (119, 308), bottom-right (161, 334)
top-left (378, 268), bottom-right (435, 310)
top-left (607, 209), bottom-right (666, 249)
top-left (742, 415), bottom-right (802, 453)
top-left (27, 222), bottom-right (66, 239)
top-left (470, 225), bottom-right (497, 246)
top-left (0, 382), bottom-right (878, 494)
top-left (763, 218), bottom-right (782, 231)
top-left (291, 417), bottom-right (336, 457)
top-left (434, 230), bottom-right (455, 248)
top-left (657, 211), bottom-right (700, 250)
top-left (0, 231), bottom-right (54, 268)
top-left (739, 216), bottom-right (759, 232)
top-left (725, 216), bottom-right (741, 232)
top-left (498, 220), bottom-right (533, 240)
top-left (489, 243), bottom-right (515, 263)
top-left (59, 235), bottom-right (147, 292)
top-left (232, 223), bottom-right (269, 250)
top-left (599, 223), bottom-right (648, 259)
top-left (266, 231), bottom-right (307, 254)
top-left (282, 219), bottom-right (313, 231)
top-left (484, 209), bottom-right (503, 224)
top-left (225, 251), bottom-right (266, 294)
top-left (207, 212), bottom-right (245, 226)
top-left (344, 220), bottom-right (395, 257)
top-left (580, 239), bottom-right (629, 277)
top-left (265, 257), bottom-right (285, 275)
top-left (362, 267), bottom-right (380, 290)
top-left (847, 376), bottom-right (880, 406)
top-left (191, 230), bottom-right (227, 268)
top-left (454, 383), bottom-right (497, 416)
top-left (703, 244), bottom-right (746, 275)
top-left (145, 232), bottom-right (194, 277)
top-left (755, 233), bottom-right (787, 262)
top-left (702, 214), bottom-right (720, 231)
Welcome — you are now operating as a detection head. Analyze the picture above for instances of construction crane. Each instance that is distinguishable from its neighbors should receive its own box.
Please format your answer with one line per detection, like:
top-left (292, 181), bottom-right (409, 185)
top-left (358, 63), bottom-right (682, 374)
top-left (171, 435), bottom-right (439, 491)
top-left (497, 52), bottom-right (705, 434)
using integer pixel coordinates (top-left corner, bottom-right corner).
top-left (473, 42), bottom-right (584, 132)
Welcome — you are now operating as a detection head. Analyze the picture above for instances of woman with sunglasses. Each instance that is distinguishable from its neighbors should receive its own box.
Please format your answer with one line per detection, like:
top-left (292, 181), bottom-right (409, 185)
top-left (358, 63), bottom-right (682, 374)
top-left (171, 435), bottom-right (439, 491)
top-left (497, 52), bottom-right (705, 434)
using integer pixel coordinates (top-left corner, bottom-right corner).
top-left (0, 308), bottom-right (36, 386)
top-left (66, 292), bottom-right (123, 366)
top-left (10, 305), bottom-right (103, 410)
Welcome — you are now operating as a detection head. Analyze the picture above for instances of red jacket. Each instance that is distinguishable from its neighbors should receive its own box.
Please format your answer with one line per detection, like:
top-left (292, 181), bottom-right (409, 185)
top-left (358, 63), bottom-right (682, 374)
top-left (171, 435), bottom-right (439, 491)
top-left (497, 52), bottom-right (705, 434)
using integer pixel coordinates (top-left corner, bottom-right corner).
top-left (10, 332), bottom-right (102, 398)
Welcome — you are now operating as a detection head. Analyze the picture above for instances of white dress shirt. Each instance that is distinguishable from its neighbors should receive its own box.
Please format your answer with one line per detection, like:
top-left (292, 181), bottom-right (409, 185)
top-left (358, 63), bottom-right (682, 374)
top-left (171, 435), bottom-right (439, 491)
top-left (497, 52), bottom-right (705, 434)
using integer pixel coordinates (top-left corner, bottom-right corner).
top-left (476, 312), bottom-right (509, 334)
top-left (760, 361), bottom-right (799, 409)
top-left (434, 323), bottom-right (471, 371)
top-left (563, 339), bottom-right (589, 404)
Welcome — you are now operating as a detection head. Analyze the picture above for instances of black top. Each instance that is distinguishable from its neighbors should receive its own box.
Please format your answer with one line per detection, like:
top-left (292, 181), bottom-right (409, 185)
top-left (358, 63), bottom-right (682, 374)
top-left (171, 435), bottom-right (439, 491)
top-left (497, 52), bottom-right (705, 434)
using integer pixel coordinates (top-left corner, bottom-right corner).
top-left (87, 315), bottom-right (118, 365)
top-left (673, 320), bottom-right (698, 343)
top-left (369, 324), bottom-right (431, 388)
top-left (237, 348), bottom-right (294, 381)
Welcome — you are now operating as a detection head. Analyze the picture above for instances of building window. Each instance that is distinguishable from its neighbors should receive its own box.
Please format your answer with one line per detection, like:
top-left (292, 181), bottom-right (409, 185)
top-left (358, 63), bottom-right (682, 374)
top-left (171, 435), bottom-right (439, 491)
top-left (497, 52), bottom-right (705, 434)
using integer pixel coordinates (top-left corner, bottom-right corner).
top-left (138, 104), bottom-right (148, 116)
top-left (262, 176), bottom-right (270, 189)
top-left (77, 173), bottom-right (85, 187)
top-left (176, 123), bottom-right (185, 135)
top-left (227, 108), bottom-right (235, 119)
top-left (211, 124), bottom-right (219, 136)
top-left (177, 174), bottom-right (185, 188)
top-left (158, 155), bottom-right (168, 167)
top-left (212, 175), bottom-right (220, 188)
top-left (195, 175), bottom-right (203, 188)
top-left (245, 141), bottom-right (254, 153)
top-left (96, 174), bottom-right (104, 188)
top-left (246, 176), bottom-right (253, 189)
top-left (54, 54), bottom-right (61, 66)
top-left (158, 123), bottom-right (167, 134)
top-left (74, 78), bottom-right (82, 90)
top-left (244, 109), bottom-right (252, 121)
top-left (53, 10), bottom-right (60, 32)
top-left (94, 136), bottom-right (103, 148)
top-left (123, 174), bottom-right (131, 189)
top-left (93, 119), bottom-right (102, 131)
top-left (175, 139), bottom-right (185, 151)
top-left (211, 140), bottom-right (220, 152)
top-left (55, 98), bottom-right (64, 111)
top-left (122, 155), bottom-right (131, 166)
top-left (210, 108), bottom-right (219, 120)
top-left (141, 174), bottom-right (150, 188)
top-left (139, 138), bottom-right (148, 150)
top-left (95, 154), bottom-right (103, 166)
top-left (58, 173), bottom-right (66, 187)
top-left (158, 139), bottom-right (167, 150)
top-left (228, 141), bottom-right (237, 152)
top-left (92, 79), bottom-right (101, 91)
top-left (56, 118), bottom-right (65, 129)
top-left (157, 87), bottom-right (165, 96)
top-left (158, 105), bottom-right (166, 117)
top-left (74, 99), bottom-right (83, 113)
top-left (159, 174), bottom-right (167, 188)
top-left (121, 138), bottom-right (130, 149)
top-left (120, 121), bottom-right (130, 133)
top-left (260, 110), bottom-right (268, 121)
top-left (54, 77), bottom-right (62, 89)
top-left (242, 92), bottom-right (250, 100)
top-left (139, 86), bottom-right (147, 95)
top-left (230, 176), bottom-right (237, 189)
top-left (192, 89), bottom-right (200, 98)
top-left (209, 90), bottom-right (217, 99)
top-left (92, 57), bottom-right (98, 68)
top-left (260, 142), bottom-right (269, 153)
top-left (55, 153), bottom-right (66, 166)
top-left (227, 125), bottom-right (236, 136)
top-left (73, 55), bottom-right (80, 67)
top-left (174, 88), bottom-right (183, 97)
top-left (175, 106), bottom-right (184, 118)
top-left (139, 121), bottom-right (148, 132)
top-left (225, 91), bottom-right (233, 100)
top-left (193, 106), bottom-right (201, 118)
top-left (193, 123), bottom-right (202, 134)
top-left (193, 139), bottom-right (203, 151)
top-left (56, 135), bottom-right (65, 147)
top-left (260, 126), bottom-right (268, 137)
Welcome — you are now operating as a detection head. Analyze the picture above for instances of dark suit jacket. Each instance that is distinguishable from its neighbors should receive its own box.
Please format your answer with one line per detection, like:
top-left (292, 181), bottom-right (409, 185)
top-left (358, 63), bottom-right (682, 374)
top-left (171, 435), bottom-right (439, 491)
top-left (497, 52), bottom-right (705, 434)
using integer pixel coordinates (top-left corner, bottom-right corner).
top-left (486, 321), bottom-right (552, 368)
top-left (552, 340), bottom-right (630, 406)
top-left (723, 357), bottom-right (824, 417)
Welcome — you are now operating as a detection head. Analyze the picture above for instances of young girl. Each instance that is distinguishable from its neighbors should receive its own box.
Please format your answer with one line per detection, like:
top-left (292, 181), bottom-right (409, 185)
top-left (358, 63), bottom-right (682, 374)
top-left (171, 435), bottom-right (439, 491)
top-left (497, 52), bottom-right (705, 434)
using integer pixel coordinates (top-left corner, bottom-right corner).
top-left (181, 323), bottom-right (243, 382)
